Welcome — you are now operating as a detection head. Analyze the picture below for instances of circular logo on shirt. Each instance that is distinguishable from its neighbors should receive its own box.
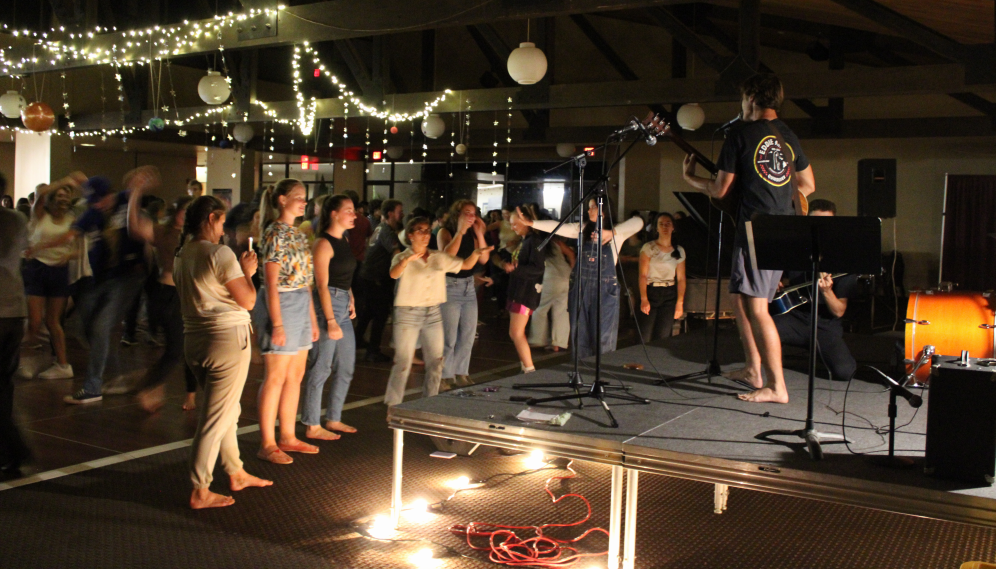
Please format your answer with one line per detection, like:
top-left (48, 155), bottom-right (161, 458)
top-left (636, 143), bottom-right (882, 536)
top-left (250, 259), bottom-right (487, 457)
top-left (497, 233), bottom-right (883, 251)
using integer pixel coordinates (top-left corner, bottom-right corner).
top-left (753, 136), bottom-right (795, 187)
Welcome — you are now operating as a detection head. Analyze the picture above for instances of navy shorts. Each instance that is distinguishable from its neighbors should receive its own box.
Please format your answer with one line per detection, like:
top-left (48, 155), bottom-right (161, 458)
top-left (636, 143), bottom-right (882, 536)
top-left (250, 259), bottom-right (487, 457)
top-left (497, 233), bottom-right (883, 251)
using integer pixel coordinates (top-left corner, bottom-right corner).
top-left (729, 243), bottom-right (782, 301)
top-left (253, 287), bottom-right (314, 355)
top-left (23, 259), bottom-right (71, 298)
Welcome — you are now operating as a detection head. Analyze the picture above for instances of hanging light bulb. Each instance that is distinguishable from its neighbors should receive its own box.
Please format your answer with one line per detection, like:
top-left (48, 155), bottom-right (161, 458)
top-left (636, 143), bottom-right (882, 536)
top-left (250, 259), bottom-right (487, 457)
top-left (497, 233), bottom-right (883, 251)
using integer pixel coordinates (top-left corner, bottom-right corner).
top-left (421, 114), bottom-right (445, 139)
top-left (198, 70), bottom-right (231, 105)
top-left (556, 143), bottom-right (575, 158)
top-left (507, 20), bottom-right (547, 85)
top-left (233, 123), bottom-right (254, 143)
top-left (676, 103), bottom-right (706, 131)
top-left (0, 90), bottom-right (26, 119)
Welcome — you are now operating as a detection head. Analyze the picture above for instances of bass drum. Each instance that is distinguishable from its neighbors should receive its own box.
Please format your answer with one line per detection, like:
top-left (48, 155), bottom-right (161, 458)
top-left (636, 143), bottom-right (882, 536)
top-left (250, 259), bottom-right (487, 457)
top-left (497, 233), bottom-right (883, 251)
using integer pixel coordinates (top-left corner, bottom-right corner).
top-left (906, 291), bottom-right (996, 383)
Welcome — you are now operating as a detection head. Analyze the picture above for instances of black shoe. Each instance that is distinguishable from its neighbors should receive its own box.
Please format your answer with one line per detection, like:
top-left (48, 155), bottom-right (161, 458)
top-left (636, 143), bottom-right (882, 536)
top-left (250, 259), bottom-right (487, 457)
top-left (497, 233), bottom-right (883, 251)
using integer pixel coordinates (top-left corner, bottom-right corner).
top-left (364, 351), bottom-right (391, 363)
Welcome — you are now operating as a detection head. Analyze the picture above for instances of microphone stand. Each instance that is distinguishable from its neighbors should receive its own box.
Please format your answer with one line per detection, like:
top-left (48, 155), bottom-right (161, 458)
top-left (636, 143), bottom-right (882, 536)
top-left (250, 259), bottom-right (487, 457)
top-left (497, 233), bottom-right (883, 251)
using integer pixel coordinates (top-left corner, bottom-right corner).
top-left (868, 361), bottom-right (927, 469)
top-left (510, 133), bottom-right (650, 428)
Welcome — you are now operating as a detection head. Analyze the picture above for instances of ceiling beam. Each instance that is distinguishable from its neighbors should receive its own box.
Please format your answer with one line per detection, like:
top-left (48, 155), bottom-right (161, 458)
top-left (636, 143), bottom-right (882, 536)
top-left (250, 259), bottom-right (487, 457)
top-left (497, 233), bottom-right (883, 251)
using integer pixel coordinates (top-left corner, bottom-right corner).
top-left (645, 7), bottom-right (730, 74)
top-left (2, 0), bottom-right (692, 75)
top-left (826, 0), bottom-right (966, 63)
top-left (66, 63), bottom-right (972, 131)
top-left (569, 15), bottom-right (638, 81)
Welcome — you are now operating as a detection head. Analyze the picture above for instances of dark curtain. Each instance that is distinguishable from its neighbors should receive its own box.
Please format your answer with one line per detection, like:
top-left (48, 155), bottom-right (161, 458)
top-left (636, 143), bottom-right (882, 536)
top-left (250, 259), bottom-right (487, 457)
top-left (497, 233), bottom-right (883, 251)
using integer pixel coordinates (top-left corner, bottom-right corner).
top-left (942, 175), bottom-right (996, 291)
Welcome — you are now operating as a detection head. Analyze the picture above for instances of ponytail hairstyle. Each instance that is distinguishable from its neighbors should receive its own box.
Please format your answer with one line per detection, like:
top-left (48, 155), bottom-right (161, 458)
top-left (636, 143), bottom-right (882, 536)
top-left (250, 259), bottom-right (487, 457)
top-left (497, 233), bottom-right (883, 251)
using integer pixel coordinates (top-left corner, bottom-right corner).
top-left (317, 194), bottom-right (352, 236)
top-left (175, 195), bottom-right (227, 257)
top-left (167, 195), bottom-right (194, 227)
top-left (259, 178), bottom-right (303, 237)
top-left (443, 198), bottom-right (477, 234)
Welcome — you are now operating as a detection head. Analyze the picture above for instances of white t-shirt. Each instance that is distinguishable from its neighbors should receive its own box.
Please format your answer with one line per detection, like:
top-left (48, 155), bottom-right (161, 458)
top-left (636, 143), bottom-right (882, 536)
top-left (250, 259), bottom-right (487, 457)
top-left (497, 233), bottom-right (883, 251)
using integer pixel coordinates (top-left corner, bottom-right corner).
top-left (641, 242), bottom-right (685, 285)
top-left (29, 213), bottom-right (75, 266)
top-left (174, 240), bottom-right (251, 333)
top-left (391, 248), bottom-right (464, 307)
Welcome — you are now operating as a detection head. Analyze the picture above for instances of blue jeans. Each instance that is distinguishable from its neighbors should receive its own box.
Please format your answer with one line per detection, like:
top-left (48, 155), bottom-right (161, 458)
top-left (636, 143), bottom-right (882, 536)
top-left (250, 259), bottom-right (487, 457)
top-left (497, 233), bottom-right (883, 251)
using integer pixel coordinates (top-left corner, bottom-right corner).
top-left (441, 276), bottom-right (477, 378)
top-left (301, 288), bottom-right (355, 425)
top-left (385, 305), bottom-right (444, 406)
top-left (78, 271), bottom-right (145, 395)
top-left (568, 275), bottom-right (620, 360)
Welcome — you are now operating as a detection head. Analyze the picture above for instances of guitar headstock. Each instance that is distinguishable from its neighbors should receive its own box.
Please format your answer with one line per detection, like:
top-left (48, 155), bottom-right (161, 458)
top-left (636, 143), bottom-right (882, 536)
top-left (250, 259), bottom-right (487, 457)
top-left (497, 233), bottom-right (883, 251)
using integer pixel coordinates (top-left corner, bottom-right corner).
top-left (643, 112), bottom-right (672, 139)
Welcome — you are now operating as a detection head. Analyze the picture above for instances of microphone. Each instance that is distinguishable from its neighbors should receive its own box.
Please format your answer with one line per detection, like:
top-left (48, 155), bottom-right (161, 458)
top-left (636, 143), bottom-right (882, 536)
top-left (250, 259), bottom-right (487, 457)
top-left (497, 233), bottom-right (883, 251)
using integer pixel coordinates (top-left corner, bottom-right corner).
top-left (714, 114), bottom-right (741, 132)
top-left (612, 117), bottom-right (657, 146)
top-left (903, 344), bottom-right (935, 387)
top-left (869, 366), bottom-right (923, 408)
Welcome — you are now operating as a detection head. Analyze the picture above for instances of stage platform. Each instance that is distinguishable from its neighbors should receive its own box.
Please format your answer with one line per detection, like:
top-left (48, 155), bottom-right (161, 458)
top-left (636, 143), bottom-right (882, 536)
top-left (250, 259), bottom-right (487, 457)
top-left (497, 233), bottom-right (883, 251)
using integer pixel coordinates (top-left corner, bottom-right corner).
top-left (389, 330), bottom-right (996, 567)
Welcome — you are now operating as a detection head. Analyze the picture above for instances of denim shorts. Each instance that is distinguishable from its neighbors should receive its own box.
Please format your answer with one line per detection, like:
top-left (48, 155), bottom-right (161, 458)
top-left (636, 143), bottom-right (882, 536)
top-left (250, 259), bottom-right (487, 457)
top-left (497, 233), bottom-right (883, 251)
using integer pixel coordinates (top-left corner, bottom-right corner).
top-left (254, 287), bottom-right (314, 355)
top-left (23, 259), bottom-right (71, 298)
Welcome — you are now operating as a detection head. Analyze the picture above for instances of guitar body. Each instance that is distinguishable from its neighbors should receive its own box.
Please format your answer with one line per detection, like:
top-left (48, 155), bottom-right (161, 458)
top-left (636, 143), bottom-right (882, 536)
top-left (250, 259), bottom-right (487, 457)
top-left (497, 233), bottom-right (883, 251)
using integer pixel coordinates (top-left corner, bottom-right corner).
top-left (769, 288), bottom-right (809, 316)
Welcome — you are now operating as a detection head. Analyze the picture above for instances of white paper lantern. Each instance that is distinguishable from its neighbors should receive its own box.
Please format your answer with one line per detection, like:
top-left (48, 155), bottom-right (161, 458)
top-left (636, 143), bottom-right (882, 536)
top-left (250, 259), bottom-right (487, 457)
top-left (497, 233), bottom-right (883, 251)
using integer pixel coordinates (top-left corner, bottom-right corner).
top-left (507, 42), bottom-right (547, 85)
top-left (386, 146), bottom-right (404, 160)
top-left (233, 123), bottom-right (254, 143)
top-left (676, 103), bottom-right (706, 131)
top-left (556, 143), bottom-right (575, 158)
top-left (0, 90), bottom-right (26, 119)
top-left (421, 114), bottom-right (445, 139)
top-left (455, 143), bottom-right (467, 155)
top-left (198, 70), bottom-right (231, 105)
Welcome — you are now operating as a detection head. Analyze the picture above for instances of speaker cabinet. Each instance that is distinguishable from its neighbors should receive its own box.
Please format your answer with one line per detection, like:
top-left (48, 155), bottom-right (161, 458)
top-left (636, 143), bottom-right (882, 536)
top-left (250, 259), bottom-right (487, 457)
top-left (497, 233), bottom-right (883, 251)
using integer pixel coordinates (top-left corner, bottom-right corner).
top-left (924, 357), bottom-right (996, 484)
top-left (857, 159), bottom-right (897, 219)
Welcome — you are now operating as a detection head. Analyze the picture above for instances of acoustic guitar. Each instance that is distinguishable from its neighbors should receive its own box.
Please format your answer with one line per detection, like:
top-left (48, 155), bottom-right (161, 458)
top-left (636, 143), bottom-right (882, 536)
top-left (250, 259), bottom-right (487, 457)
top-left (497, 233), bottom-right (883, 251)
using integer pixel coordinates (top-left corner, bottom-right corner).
top-left (768, 273), bottom-right (849, 316)
top-left (643, 113), bottom-right (809, 218)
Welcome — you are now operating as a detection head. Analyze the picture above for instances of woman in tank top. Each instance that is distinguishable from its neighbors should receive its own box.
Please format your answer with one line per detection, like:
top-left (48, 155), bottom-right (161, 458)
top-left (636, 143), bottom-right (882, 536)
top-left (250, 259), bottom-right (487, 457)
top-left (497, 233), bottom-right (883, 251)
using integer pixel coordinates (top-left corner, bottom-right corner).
top-left (23, 172), bottom-right (87, 380)
top-left (638, 212), bottom-right (686, 342)
top-left (437, 200), bottom-right (490, 389)
top-left (301, 194), bottom-right (359, 441)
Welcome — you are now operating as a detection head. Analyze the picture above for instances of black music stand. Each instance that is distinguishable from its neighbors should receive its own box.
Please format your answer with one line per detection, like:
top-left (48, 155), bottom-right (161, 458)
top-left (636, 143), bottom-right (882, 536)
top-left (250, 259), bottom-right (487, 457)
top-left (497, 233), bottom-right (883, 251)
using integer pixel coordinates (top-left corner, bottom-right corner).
top-left (751, 214), bottom-right (881, 460)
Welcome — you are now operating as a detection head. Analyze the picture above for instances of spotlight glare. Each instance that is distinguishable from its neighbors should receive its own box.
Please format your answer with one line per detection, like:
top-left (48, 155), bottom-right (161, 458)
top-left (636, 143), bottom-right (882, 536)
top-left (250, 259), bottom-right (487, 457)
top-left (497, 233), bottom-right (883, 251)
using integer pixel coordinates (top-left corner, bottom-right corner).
top-left (368, 514), bottom-right (395, 539)
top-left (524, 450), bottom-right (546, 470)
top-left (446, 475), bottom-right (471, 490)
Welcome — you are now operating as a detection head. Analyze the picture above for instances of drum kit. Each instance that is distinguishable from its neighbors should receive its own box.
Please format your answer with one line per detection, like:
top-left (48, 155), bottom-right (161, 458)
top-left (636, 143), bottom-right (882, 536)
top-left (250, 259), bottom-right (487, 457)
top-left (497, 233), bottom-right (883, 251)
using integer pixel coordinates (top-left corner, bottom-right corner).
top-left (905, 289), bottom-right (996, 387)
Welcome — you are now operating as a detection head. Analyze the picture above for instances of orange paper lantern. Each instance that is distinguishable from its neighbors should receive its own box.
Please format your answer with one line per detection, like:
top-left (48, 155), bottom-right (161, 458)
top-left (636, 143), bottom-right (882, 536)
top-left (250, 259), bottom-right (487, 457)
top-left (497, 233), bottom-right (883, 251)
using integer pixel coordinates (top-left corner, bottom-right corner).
top-left (22, 102), bottom-right (55, 132)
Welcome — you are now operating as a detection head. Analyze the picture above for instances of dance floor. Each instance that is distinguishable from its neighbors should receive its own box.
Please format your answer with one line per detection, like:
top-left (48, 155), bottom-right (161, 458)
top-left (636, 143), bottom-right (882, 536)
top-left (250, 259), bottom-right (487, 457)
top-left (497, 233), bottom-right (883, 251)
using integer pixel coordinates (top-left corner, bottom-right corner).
top-left (4, 313), bottom-right (996, 568)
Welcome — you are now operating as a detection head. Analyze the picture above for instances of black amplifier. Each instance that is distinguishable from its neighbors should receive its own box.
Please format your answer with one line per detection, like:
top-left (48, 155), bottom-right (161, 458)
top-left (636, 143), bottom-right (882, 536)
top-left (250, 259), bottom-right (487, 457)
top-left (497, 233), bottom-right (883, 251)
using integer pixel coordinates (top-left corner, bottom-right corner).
top-left (924, 356), bottom-right (996, 484)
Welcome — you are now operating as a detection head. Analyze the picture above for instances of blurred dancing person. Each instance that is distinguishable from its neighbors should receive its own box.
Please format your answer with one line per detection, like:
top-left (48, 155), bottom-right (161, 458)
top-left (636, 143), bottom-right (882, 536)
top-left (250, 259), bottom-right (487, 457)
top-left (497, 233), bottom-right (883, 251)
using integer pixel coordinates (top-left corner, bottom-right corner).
top-left (502, 208), bottom-right (546, 373)
top-left (528, 235), bottom-right (574, 353)
top-left (354, 199), bottom-right (403, 362)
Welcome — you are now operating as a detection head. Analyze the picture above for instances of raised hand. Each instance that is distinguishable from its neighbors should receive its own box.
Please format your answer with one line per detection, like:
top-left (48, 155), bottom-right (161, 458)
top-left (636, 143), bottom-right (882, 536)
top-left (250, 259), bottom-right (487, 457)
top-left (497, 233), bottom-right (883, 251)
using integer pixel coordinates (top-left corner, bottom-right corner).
top-left (514, 207), bottom-right (534, 226)
top-left (239, 250), bottom-right (258, 277)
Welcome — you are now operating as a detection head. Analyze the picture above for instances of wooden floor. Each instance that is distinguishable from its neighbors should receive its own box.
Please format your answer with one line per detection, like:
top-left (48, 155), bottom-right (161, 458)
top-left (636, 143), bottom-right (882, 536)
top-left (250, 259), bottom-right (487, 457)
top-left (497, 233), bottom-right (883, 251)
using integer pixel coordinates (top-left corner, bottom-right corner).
top-left (9, 294), bottom-right (564, 478)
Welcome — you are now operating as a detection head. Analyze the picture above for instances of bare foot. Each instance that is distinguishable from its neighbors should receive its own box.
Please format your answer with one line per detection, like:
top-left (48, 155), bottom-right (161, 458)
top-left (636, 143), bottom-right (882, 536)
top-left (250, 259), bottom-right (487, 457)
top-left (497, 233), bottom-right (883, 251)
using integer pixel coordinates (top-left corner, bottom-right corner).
top-left (190, 488), bottom-right (235, 509)
top-left (325, 421), bottom-right (357, 434)
top-left (305, 425), bottom-right (341, 440)
top-left (723, 367), bottom-right (764, 389)
top-left (229, 469), bottom-right (273, 491)
top-left (182, 392), bottom-right (197, 411)
top-left (737, 386), bottom-right (789, 404)
top-left (136, 385), bottom-right (165, 413)
top-left (278, 438), bottom-right (319, 454)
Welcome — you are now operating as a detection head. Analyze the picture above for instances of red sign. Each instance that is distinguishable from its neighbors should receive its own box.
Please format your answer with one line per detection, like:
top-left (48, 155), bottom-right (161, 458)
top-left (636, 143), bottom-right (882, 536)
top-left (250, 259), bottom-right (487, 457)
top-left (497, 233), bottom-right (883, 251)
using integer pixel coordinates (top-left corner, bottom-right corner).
top-left (372, 150), bottom-right (382, 160)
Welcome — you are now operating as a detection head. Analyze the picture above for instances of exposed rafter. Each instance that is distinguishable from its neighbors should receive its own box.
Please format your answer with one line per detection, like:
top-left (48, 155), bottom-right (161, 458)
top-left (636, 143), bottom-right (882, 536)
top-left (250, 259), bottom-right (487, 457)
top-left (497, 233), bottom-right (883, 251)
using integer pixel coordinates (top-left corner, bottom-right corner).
top-left (827, 0), bottom-right (966, 63)
top-left (569, 15), bottom-right (638, 81)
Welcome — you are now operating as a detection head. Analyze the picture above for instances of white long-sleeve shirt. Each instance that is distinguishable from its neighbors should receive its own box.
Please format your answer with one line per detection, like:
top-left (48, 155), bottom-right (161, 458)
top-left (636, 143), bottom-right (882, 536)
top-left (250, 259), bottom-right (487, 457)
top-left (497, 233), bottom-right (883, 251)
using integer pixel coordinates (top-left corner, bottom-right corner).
top-left (532, 216), bottom-right (644, 266)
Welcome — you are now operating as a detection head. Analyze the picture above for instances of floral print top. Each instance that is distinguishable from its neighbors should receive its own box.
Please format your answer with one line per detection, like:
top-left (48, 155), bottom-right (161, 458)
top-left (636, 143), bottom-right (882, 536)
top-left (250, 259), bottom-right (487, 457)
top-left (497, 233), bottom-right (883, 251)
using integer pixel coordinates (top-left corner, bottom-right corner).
top-left (261, 221), bottom-right (313, 291)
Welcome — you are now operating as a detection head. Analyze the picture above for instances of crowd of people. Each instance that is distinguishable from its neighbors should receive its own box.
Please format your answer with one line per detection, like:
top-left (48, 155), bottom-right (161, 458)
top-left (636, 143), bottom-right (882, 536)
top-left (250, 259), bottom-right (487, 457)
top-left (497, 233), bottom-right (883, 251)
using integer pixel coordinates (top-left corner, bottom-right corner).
top-left (0, 168), bottom-right (689, 507)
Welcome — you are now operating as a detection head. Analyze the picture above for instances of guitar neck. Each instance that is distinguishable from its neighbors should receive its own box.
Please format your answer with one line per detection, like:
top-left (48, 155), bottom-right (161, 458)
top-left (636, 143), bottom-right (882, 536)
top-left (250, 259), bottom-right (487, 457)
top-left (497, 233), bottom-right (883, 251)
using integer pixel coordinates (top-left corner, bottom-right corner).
top-left (782, 273), bottom-right (849, 295)
top-left (666, 132), bottom-right (717, 175)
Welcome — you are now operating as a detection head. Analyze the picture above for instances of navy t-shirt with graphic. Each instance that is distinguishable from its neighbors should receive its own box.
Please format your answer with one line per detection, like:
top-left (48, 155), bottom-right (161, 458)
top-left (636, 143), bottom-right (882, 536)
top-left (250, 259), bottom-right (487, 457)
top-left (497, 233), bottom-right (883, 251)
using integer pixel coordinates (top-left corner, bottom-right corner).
top-left (716, 119), bottom-right (809, 245)
top-left (73, 191), bottom-right (146, 281)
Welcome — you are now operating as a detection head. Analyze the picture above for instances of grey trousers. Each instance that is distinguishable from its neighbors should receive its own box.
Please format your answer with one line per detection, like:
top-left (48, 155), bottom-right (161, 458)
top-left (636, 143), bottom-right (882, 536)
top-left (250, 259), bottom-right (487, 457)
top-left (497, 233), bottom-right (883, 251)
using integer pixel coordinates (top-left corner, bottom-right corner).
top-left (186, 324), bottom-right (251, 489)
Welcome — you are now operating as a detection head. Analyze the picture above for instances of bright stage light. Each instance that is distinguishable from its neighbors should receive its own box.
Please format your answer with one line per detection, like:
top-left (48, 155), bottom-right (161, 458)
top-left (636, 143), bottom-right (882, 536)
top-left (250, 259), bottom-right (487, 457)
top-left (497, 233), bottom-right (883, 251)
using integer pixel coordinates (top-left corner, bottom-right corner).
top-left (368, 514), bottom-right (396, 539)
top-left (409, 548), bottom-right (441, 568)
top-left (405, 498), bottom-right (433, 523)
top-left (524, 450), bottom-right (546, 470)
top-left (446, 476), bottom-right (471, 490)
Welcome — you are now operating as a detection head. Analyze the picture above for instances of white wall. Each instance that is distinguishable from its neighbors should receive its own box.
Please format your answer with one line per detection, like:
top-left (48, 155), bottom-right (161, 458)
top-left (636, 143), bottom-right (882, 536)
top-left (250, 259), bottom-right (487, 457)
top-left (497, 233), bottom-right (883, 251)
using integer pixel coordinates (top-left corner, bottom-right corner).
top-left (13, 131), bottom-right (51, 201)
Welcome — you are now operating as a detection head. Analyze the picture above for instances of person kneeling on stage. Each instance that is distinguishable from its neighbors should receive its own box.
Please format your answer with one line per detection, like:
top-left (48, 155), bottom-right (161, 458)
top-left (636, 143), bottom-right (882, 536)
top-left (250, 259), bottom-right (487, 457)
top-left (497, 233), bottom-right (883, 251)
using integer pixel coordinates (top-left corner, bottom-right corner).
top-left (772, 199), bottom-right (858, 382)
top-left (383, 217), bottom-right (492, 407)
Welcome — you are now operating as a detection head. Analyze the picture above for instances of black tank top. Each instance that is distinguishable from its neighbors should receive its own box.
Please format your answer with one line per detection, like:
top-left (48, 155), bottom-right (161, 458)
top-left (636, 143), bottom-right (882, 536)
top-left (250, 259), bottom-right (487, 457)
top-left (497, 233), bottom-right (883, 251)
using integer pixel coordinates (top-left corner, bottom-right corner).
top-left (451, 231), bottom-right (477, 279)
top-left (321, 233), bottom-right (356, 291)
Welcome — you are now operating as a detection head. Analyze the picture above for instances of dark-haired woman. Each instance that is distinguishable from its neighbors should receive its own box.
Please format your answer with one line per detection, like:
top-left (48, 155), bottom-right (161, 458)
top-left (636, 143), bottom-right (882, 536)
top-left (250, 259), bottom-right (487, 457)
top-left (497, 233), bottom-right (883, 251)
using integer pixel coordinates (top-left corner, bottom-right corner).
top-left (301, 195), bottom-right (358, 440)
top-left (637, 213), bottom-right (686, 342)
top-left (174, 195), bottom-right (272, 509)
top-left (385, 217), bottom-right (491, 406)
top-left (437, 200), bottom-right (490, 388)
top-left (134, 195), bottom-right (199, 412)
top-left (519, 201), bottom-right (644, 359)
top-left (254, 179), bottom-right (319, 465)
top-left (502, 208), bottom-right (546, 373)
top-left (22, 173), bottom-right (85, 380)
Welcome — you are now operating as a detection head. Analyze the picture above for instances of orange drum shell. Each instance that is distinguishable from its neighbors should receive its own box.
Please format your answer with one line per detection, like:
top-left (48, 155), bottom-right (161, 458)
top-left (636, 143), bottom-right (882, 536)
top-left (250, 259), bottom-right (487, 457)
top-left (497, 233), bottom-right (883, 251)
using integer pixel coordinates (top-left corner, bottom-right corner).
top-left (906, 291), bottom-right (995, 382)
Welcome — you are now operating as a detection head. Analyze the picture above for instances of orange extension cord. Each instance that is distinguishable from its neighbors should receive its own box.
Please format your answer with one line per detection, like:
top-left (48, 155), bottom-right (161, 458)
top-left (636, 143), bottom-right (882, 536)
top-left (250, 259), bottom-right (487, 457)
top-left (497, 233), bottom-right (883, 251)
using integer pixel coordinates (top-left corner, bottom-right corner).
top-left (449, 460), bottom-right (609, 568)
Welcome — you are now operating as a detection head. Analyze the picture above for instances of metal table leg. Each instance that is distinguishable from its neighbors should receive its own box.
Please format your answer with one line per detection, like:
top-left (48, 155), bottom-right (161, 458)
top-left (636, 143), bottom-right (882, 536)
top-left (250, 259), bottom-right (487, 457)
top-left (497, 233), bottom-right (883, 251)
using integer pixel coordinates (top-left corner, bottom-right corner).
top-left (714, 483), bottom-right (729, 514)
top-left (622, 469), bottom-right (639, 569)
top-left (390, 428), bottom-right (404, 529)
top-left (608, 465), bottom-right (624, 569)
